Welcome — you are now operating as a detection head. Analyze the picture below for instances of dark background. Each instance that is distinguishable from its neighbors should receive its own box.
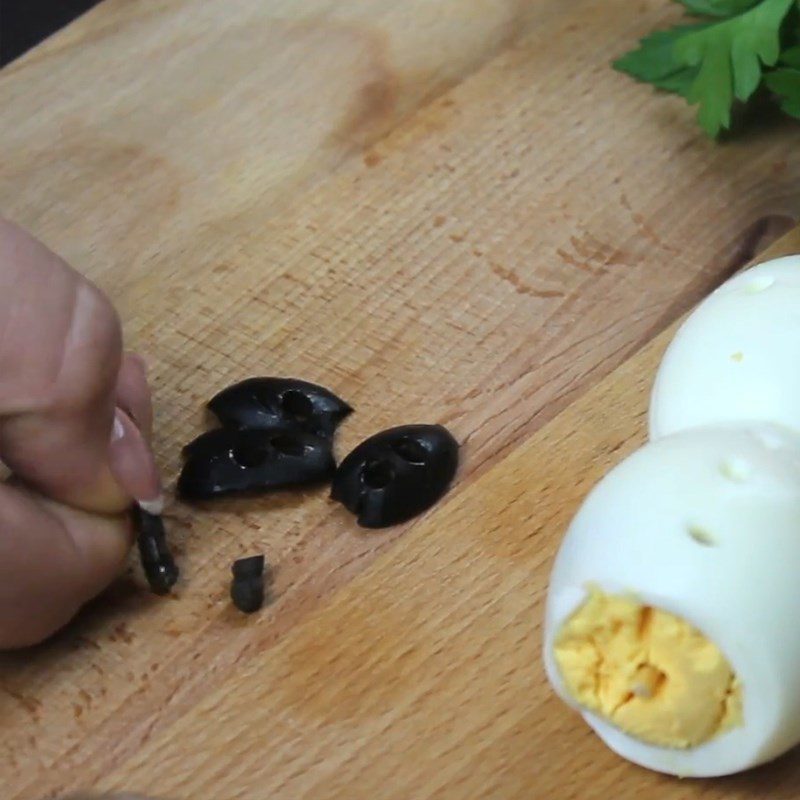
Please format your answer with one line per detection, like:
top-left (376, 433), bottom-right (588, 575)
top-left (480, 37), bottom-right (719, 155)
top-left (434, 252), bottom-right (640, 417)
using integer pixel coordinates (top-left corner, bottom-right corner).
top-left (1, 0), bottom-right (103, 66)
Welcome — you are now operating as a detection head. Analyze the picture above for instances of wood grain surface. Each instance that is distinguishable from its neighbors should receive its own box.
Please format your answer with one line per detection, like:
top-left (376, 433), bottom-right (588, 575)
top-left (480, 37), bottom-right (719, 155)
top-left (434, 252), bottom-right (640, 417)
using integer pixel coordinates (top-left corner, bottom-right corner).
top-left (1, 1), bottom-right (800, 798)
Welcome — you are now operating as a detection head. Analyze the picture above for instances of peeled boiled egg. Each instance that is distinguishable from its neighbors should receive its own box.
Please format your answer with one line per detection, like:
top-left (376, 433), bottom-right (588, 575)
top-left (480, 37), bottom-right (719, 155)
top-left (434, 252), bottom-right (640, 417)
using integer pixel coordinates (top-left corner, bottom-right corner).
top-left (650, 255), bottom-right (800, 440)
top-left (543, 422), bottom-right (800, 777)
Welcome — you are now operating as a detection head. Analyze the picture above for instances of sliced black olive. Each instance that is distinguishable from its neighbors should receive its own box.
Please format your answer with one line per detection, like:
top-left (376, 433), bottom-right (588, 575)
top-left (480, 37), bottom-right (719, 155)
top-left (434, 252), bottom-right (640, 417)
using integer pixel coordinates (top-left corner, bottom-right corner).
top-left (207, 377), bottom-right (352, 438)
top-left (232, 554), bottom-right (265, 580)
top-left (182, 427), bottom-right (238, 459)
top-left (133, 506), bottom-right (179, 595)
top-left (178, 427), bottom-right (335, 500)
top-left (230, 554), bottom-right (267, 614)
top-left (331, 424), bottom-right (459, 528)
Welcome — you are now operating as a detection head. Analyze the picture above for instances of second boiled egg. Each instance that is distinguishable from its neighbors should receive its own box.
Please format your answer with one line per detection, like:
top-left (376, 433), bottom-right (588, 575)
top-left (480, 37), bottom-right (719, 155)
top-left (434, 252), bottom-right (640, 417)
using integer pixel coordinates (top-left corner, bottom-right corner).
top-left (650, 256), bottom-right (800, 439)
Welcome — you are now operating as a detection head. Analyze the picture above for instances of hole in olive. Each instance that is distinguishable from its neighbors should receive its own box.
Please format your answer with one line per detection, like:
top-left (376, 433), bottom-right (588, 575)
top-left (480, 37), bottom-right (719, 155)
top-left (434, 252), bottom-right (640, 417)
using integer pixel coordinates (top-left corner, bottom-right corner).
top-left (232, 441), bottom-right (270, 468)
top-left (745, 275), bottom-right (775, 294)
top-left (719, 457), bottom-right (750, 483)
top-left (687, 524), bottom-right (715, 547)
top-left (271, 434), bottom-right (305, 457)
top-left (391, 437), bottom-right (427, 464)
top-left (362, 460), bottom-right (395, 489)
top-left (281, 390), bottom-right (314, 422)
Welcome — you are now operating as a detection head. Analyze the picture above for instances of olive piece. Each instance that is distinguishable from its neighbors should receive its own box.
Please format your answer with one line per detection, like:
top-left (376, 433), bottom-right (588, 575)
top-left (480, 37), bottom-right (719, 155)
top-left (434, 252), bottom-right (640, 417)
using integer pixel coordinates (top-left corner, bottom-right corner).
top-left (178, 428), bottom-right (335, 500)
top-left (181, 427), bottom-right (237, 460)
top-left (230, 554), bottom-right (267, 614)
top-left (207, 377), bottom-right (352, 438)
top-left (133, 506), bottom-right (179, 595)
top-left (331, 424), bottom-right (459, 528)
top-left (232, 554), bottom-right (265, 580)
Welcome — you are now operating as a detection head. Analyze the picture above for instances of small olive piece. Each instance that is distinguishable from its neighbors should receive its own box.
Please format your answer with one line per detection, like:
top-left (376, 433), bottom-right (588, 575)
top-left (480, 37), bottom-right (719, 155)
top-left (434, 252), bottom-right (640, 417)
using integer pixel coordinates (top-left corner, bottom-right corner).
top-left (133, 506), bottom-right (179, 595)
top-left (230, 554), bottom-right (267, 614)
top-left (208, 377), bottom-right (352, 438)
top-left (331, 424), bottom-right (459, 528)
top-left (178, 428), bottom-right (335, 500)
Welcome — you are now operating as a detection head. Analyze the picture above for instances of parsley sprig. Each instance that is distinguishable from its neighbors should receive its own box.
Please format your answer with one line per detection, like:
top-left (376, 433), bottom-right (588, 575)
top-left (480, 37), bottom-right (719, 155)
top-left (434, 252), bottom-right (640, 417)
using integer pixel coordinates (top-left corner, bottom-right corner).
top-left (614, 0), bottom-right (799, 137)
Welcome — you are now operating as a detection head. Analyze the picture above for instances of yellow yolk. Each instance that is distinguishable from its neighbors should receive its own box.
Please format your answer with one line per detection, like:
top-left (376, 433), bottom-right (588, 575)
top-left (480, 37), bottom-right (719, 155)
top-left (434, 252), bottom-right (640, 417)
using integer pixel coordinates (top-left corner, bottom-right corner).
top-left (553, 589), bottom-right (743, 749)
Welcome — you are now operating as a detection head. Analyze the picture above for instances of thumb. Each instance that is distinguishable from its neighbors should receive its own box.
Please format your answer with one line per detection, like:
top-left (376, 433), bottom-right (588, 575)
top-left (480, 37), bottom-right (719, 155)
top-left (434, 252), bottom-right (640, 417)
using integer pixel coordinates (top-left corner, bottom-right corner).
top-left (0, 482), bottom-right (132, 649)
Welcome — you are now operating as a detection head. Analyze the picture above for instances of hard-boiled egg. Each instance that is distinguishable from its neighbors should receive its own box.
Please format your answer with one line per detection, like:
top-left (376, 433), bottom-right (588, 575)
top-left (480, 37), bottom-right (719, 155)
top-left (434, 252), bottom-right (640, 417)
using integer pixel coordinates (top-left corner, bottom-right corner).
top-left (543, 422), bottom-right (800, 777)
top-left (650, 255), bottom-right (800, 440)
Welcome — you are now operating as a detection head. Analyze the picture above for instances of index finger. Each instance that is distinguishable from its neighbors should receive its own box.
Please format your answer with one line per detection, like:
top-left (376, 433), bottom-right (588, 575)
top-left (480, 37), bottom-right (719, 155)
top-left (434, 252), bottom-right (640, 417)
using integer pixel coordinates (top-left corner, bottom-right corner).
top-left (0, 218), bottom-right (159, 513)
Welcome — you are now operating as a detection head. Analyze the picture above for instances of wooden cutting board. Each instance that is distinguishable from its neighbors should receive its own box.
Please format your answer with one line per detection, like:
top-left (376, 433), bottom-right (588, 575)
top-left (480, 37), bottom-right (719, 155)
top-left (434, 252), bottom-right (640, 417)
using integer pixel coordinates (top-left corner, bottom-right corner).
top-left (1, 1), bottom-right (800, 798)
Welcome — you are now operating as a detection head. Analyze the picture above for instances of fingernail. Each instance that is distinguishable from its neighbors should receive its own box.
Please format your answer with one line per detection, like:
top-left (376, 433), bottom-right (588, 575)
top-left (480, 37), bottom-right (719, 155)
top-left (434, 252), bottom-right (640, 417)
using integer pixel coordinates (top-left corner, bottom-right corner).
top-left (138, 496), bottom-right (165, 515)
top-left (113, 413), bottom-right (126, 441)
top-left (108, 407), bottom-right (162, 505)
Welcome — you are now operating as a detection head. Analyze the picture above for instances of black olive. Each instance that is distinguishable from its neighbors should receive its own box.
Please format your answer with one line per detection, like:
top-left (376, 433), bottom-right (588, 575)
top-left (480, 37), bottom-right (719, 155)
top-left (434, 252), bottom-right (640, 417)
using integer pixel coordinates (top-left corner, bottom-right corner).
top-left (331, 424), bottom-right (459, 528)
top-left (181, 427), bottom-right (236, 460)
top-left (207, 377), bottom-right (352, 438)
top-left (133, 506), bottom-right (179, 595)
top-left (178, 427), bottom-right (335, 500)
top-left (232, 554), bottom-right (265, 580)
top-left (230, 554), bottom-right (267, 614)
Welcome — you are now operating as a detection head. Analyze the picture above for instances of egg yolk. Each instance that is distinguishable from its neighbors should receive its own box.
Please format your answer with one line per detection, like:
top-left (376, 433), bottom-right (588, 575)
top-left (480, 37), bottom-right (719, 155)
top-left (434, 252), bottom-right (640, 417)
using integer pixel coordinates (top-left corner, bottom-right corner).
top-left (553, 589), bottom-right (743, 748)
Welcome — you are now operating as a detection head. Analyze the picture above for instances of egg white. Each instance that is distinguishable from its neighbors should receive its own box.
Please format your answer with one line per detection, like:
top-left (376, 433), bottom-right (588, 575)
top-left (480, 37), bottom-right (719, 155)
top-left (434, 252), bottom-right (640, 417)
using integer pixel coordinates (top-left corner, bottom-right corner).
top-left (543, 423), bottom-right (800, 777)
top-left (650, 256), bottom-right (800, 440)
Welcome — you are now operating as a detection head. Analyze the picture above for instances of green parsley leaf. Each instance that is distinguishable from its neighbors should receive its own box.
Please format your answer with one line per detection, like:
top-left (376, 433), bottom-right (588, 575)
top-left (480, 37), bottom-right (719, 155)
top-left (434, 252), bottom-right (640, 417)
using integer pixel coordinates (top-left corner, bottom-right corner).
top-left (677, 0), bottom-right (761, 18)
top-left (675, 0), bottom-right (794, 136)
top-left (614, 0), bottom-right (800, 138)
top-left (653, 66), bottom-right (700, 96)
top-left (779, 45), bottom-right (800, 68)
top-left (613, 25), bottom-right (706, 98)
top-left (764, 68), bottom-right (800, 116)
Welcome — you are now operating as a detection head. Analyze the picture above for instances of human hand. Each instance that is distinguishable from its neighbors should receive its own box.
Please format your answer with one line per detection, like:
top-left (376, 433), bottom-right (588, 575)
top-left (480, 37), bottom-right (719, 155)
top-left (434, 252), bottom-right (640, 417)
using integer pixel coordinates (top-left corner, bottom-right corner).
top-left (0, 217), bottom-right (162, 648)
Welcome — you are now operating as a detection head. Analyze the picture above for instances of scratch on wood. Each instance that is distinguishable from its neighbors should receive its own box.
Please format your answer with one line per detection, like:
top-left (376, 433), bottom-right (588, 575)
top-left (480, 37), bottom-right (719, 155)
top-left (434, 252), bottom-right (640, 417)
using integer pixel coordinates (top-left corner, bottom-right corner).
top-left (619, 192), bottom-right (679, 253)
top-left (490, 262), bottom-right (564, 299)
top-left (113, 622), bottom-right (135, 645)
top-left (557, 231), bottom-right (632, 277)
top-left (719, 214), bottom-right (796, 283)
top-left (3, 687), bottom-right (42, 715)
